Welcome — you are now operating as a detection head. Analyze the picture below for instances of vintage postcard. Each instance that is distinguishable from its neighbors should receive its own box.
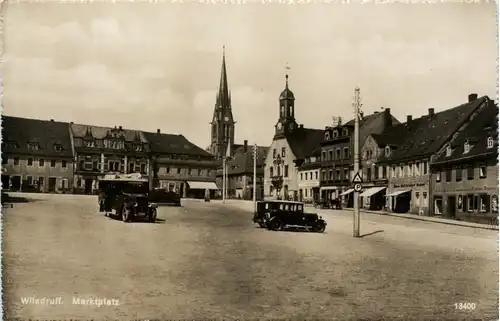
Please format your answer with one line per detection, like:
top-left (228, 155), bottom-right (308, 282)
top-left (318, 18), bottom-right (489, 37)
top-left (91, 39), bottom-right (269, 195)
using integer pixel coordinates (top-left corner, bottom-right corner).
top-left (1, 1), bottom-right (498, 320)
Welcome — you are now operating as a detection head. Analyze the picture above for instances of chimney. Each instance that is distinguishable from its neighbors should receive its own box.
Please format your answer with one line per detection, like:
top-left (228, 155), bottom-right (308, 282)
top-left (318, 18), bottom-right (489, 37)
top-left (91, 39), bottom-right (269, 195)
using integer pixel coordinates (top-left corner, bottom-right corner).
top-left (384, 108), bottom-right (392, 128)
top-left (50, 119), bottom-right (54, 122)
top-left (407, 115), bottom-right (412, 122)
top-left (70, 121), bottom-right (73, 124)
top-left (157, 129), bottom-right (160, 134)
top-left (119, 126), bottom-right (122, 130)
top-left (428, 108), bottom-right (435, 116)
top-left (299, 124), bottom-right (304, 129)
top-left (244, 140), bottom-right (248, 152)
top-left (468, 93), bottom-right (478, 102)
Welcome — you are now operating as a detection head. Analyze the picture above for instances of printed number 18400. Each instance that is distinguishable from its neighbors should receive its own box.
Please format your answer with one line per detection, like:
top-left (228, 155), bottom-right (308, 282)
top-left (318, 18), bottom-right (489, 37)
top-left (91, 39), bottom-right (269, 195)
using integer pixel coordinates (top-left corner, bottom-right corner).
top-left (454, 302), bottom-right (476, 310)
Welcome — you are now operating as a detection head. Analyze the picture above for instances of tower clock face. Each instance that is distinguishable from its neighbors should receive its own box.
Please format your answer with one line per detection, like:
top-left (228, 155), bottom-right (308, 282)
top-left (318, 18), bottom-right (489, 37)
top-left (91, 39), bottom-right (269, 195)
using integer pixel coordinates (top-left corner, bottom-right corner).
top-left (277, 122), bottom-right (282, 130)
top-left (224, 116), bottom-right (229, 121)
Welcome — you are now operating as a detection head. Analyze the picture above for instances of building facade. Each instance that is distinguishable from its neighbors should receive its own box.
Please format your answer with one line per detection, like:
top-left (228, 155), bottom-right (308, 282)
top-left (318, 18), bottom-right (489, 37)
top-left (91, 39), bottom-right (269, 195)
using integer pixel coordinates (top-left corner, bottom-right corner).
top-left (377, 94), bottom-right (491, 215)
top-left (2, 117), bottom-right (74, 193)
top-left (145, 130), bottom-right (219, 199)
top-left (297, 148), bottom-right (321, 203)
top-left (320, 108), bottom-right (398, 207)
top-left (263, 74), bottom-right (323, 201)
top-left (430, 102), bottom-right (498, 224)
top-left (70, 124), bottom-right (150, 194)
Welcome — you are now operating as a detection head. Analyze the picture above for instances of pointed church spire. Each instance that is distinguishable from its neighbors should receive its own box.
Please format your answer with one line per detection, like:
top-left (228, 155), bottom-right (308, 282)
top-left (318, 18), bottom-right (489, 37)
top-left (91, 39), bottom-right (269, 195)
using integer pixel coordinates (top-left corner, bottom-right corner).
top-left (217, 45), bottom-right (230, 107)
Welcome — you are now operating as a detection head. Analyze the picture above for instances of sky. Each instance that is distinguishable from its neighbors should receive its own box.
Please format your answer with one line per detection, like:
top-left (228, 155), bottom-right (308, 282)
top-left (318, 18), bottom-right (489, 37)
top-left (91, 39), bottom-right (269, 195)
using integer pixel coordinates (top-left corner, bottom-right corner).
top-left (2, 2), bottom-right (498, 149)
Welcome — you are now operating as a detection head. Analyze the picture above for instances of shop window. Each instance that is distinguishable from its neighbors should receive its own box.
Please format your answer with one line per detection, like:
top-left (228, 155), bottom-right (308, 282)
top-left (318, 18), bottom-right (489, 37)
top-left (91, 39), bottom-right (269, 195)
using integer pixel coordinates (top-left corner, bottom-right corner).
top-left (479, 165), bottom-right (487, 179)
top-left (466, 195), bottom-right (474, 212)
top-left (457, 195), bottom-right (463, 211)
top-left (434, 196), bottom-right (443, 215)
top-left (491, 195), bottom-right (498, 213)
top-left (479, 194), bottom-right (490, 213)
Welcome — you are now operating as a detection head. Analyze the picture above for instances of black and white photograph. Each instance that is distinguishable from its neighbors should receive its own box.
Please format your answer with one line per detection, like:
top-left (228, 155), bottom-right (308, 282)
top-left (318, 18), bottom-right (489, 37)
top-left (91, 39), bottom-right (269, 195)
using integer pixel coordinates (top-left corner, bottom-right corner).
top-left (1, 1), bottom-right (499, 320)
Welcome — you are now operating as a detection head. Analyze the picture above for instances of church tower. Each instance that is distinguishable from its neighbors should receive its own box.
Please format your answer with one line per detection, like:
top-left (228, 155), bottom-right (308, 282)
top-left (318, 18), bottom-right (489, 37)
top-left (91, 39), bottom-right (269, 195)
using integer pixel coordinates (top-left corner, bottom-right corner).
top-left (209, 46), bottom-right (236, 158)
top-left (274, 72), bottom-right (298, 139)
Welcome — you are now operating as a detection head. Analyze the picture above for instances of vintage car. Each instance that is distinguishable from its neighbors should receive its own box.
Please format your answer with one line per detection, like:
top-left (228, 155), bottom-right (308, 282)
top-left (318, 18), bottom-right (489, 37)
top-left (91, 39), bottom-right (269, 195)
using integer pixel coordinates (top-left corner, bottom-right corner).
top-left (252, 200), bottom-right (327, 233)
top-left (149, 188), bottom-right (182, 206)
top-left (98, 173), bottom-right (158, 223)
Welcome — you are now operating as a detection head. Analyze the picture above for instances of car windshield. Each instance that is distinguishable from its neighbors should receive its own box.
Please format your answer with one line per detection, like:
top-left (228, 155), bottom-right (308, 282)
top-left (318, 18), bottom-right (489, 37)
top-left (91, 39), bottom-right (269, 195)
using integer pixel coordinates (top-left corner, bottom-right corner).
top-left (120, 182), bottom-right (148, 194)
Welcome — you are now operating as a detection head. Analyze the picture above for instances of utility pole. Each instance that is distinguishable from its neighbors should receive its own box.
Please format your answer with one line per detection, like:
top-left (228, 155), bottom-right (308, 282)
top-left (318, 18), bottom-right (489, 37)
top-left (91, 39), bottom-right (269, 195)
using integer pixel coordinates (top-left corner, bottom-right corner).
top-left (253, 144), bottom-right (257, 212)
top-left (222, 155), bottom-right (226, 204)
top-left (353, 87), bottom-right (362, 238)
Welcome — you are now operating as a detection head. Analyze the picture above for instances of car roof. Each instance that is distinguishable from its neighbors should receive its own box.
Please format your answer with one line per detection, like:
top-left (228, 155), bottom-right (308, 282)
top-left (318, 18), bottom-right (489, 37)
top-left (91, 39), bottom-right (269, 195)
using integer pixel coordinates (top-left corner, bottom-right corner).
top-left (98, 173), bottom-right (148, 182)
top-left (257, 200), bottom-right (304, 205)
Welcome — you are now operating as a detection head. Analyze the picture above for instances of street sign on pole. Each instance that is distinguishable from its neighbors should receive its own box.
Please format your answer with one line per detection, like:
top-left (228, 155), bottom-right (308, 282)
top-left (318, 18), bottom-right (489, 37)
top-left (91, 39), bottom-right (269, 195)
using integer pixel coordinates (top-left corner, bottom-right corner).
top-left (352, 172), bottom-right (363, 184)
top-left (353, 87), bottom-right (362, 238)
top-left (354, 183), bottom-right (362, 193)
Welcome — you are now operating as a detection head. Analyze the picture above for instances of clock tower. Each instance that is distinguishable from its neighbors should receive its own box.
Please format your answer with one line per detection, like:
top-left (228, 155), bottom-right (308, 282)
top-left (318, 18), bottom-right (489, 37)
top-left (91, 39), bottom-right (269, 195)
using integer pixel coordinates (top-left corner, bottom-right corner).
top-left (274, 73), bottom-right (298, 139)
top-left (209, 46), bottom-right (236, 158)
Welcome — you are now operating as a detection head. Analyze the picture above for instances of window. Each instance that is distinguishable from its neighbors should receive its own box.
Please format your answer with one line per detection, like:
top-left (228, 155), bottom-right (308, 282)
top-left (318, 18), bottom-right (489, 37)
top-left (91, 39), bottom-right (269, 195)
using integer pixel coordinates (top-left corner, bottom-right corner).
top-left (39, 159), bottom-right (45, 167)
top-left (273, 149), bottom-right (277, 158)
top-left (366, 167), bottom-right (372, 181)
top-left (423, 192), bottom-right (427, 200)
top-left (197, 169), bottom-right (202, 176)
top-left (382, 166), bottom-right (387, 179)
top-left (329, 170), bottom-right (333, 181)
top-left (322, 170), bottom-right (326, 181)
top-left (336, 149), bottom-right (341, 159)
top-left (415, 162), bottom-right (420, 176)
top-left (27, 158), bottom-right (33, 166)
top-left (457, 195), bottom-right (463, 210)
top-left (309, 172), bottom-right (313, 180)
top-left (300, 173), bottom-right (303, 180)
top-left (415, 192), bottom-right (420, 200)
top-left (467, 166), bottom-right (474, 180)
top-left (270, 166), bottom-right (274, 177)
top-left (455, 166), bottom-right (462, 182)
top-left (391, 166), bottom-right (396, 178)
top-left (487, 136), bottom-right (494, 149)
top-left (336, 169), bottom-right (341, 181)
top-left (463, 141), bottom-right (470, 154)
top-left (269, 186), bottom-right (273, 195)
top-left (281, 148), bottom-right (286, 157)
top-left (60, 160), bottom-right (66, 168)
top-left (280, 106), bottom-right (284, 117)
top-left (385, 146), bottom-right (391, 157)
top-left (479, 165), bottom-right (487, 179)
top-left (208, 170), bottom-right (212, 176)
top-left (166, 167), bottom-right (171, 174)
top-left (434, 196), bottom-right (443, 215)
top-left (343, 147), bottom-right (349, 159)
top-left (26, 176), bottom-right (33, 185)
top-left (54, 144), bottom-right (63, 152)
top-left (1, 157), bottom-right (7, 165)
top-left (305, 189), bottom-right (308, 197)
top-left (332, 130), bottom-right (338, 138)
top-left (342, 128), bottom-right (348, 136)
top-left (39, 177), bottom-right (44, 187)
top-left (84, 140), bottom-right (95, 148)
top-left (14, 157), bottom-right (19, 165)
top-left (423, 161), bottom-right (428, 175)
top-left (445, 168), bottom-right (452, 182)
top-left (328, 150), bottom-right (333, 160)
top-left (27, 143), bottom-right (40, 151)
top-left (284, 165), bottom-right (289, 177)
top-left (445, 146), bottom-right (452, 157)
top-left (324, 132), bottom-right (330, 140)
top-left (51, 160), bottom-right (56, 167)
top-left (399, 165), bottom-right (404, 178)
top-left (436, 172), bottom-right (441, 182)
top-left (134, 144), bottom-right (143, 152)
top-left (408, 163), bottom-right (413, 177)
top-left (343, 168), bottom-right (349, 181)
top-left (466, 194), bottom-right (474, 212)
top-left (177, 168), bottom-right (181, 174)
top-left (322, 151), bottom-right (327, 161)
top-left (315, 171), bottom-right (318, 180)
top-left (84, 162), bottom-right (93, 170)
top-left (479, 194), bottom-right (489, 213)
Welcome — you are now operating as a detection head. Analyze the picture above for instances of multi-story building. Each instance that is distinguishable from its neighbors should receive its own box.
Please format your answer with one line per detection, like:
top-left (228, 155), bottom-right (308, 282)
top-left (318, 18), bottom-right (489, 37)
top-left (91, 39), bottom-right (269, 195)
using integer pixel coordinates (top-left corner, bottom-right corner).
top-left (359, 121), bottom-right (414, 210)
top-left (376, 93), bottom-right (492, 215)
top-left (70, 123), bottom-right (151, 194)
top-left (145, 130), bottom-right (219, 199)
top-left (319, 108), bottom-right (398, 207)
top-left (2, 116), bottom-right (74, 193)
top-left (430, 101), bottom-right (498, 224)
top-left (297, 148), bottom-right (321, 203)
top-left (218, 140), bottom-right (268, 200)
top-left (263, 74), bottom-right (324, 201)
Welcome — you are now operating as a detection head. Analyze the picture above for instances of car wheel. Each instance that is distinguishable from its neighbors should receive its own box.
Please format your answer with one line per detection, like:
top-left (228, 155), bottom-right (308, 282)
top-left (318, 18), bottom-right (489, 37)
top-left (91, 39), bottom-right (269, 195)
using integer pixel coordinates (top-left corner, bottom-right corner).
top-left (258, 222), bottom-right (266, 228)
top-left (314, 222), bottom-right (326, 233)
top-left (271, 220), bottom-right (283, 231)
top-left (149, 209), bottom-right (157, 223)
top-left (122, 206), bottom-right (131, 223)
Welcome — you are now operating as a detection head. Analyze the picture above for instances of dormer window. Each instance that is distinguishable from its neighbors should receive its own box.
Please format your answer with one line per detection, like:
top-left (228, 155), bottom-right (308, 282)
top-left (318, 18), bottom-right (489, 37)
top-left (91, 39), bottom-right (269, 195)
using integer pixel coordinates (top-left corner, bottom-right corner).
top-left (134, 144), bottom-right (143, 152)
top-left (385, 146), bottom-right (391, 157)
top-left (4, 142), bottom-right (18, 149)
top-left (342, 128), bottom-right (348, 136)
top-left (84, 140), bottom-right (96, 148)
top-left (27, 142), bottom-right (40, 151)
top-left (54, 144), bottom-right (63, 152)
top-left (332, 130), bottom-right (339, 138)
top-left (324, 132), bottom-right (330, 140)
top-left (463, 141), bottom-right (470, 154)
top-left (487, 136), bottom-right (494, 149)
top-left (445, 145), bottom-right (452, 157)
top-left (104, 139), bottom-right (124, 150)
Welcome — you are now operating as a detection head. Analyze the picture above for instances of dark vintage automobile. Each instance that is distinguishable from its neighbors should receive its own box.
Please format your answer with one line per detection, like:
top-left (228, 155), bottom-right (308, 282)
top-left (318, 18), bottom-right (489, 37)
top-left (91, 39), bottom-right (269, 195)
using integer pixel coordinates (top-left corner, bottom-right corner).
top-left (148, 188), bottom-right (182, 206)
top-left (98, 173), bottom-right (158, 223)
top-left (252, 200), bottom-right (327, 233)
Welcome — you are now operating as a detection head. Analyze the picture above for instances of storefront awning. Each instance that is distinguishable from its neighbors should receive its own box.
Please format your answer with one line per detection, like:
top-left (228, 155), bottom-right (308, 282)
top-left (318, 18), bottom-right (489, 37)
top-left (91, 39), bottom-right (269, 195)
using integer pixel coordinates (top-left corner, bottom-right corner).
top-left (320, 186), bottom-right (338, 191)
top-left (386, 189), bottom-right (412, 197)
top-left (360, 186), bottom-right (386, 197)
top-left (187, 181), bottom-right (219, 190)
top-left (340, 188), bottom-right (354, 196)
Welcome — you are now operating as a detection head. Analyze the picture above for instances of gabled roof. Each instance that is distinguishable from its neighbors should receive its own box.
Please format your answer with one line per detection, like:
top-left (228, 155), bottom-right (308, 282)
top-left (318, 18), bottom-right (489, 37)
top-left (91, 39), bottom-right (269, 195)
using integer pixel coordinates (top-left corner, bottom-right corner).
top-left (2, 116), bottom-right (73, 157)
top-left (371, 120), bottom-right (425, 148)
top-left (377, 96), bottom-right (489, 164)
top-left (432, 102), bottom-right (498, 164)
top-left (143, 131), bottom-right (213, 157)
top-left (221, 145), bottom-right (269, 176)
top-left (286, 127), bottom-right (324, 159)
top-left (71, 123), bottom-right (148, 143)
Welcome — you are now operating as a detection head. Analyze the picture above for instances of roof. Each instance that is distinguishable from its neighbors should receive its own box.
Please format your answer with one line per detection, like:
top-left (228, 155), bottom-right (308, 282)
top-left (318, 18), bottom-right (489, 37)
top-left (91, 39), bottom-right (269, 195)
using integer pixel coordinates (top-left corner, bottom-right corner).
top-left (371, 121), bottom-right (422, 148)
top-left (71, 123), bottom-right (148, 143)
top-left (99, 173), bottom-right (149, 182)
top-left (143, 131), bottom-right (214, 157)
top-left (286, 127), bottom-right (324, 159)
top-left (220, 145), bottom-right (269, 176)
top-left (378, 96), bottom-right (489, 163)
top-left (2, 116), bottom-right (73, 157)
top-left (432, 102), bottom-right (498, 164)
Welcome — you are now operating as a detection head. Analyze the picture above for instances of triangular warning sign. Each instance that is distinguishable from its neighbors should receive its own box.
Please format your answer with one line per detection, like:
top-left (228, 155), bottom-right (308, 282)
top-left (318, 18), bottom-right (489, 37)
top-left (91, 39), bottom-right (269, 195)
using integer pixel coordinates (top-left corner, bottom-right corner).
top-left (352, 172), bottom-right (363, 184)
